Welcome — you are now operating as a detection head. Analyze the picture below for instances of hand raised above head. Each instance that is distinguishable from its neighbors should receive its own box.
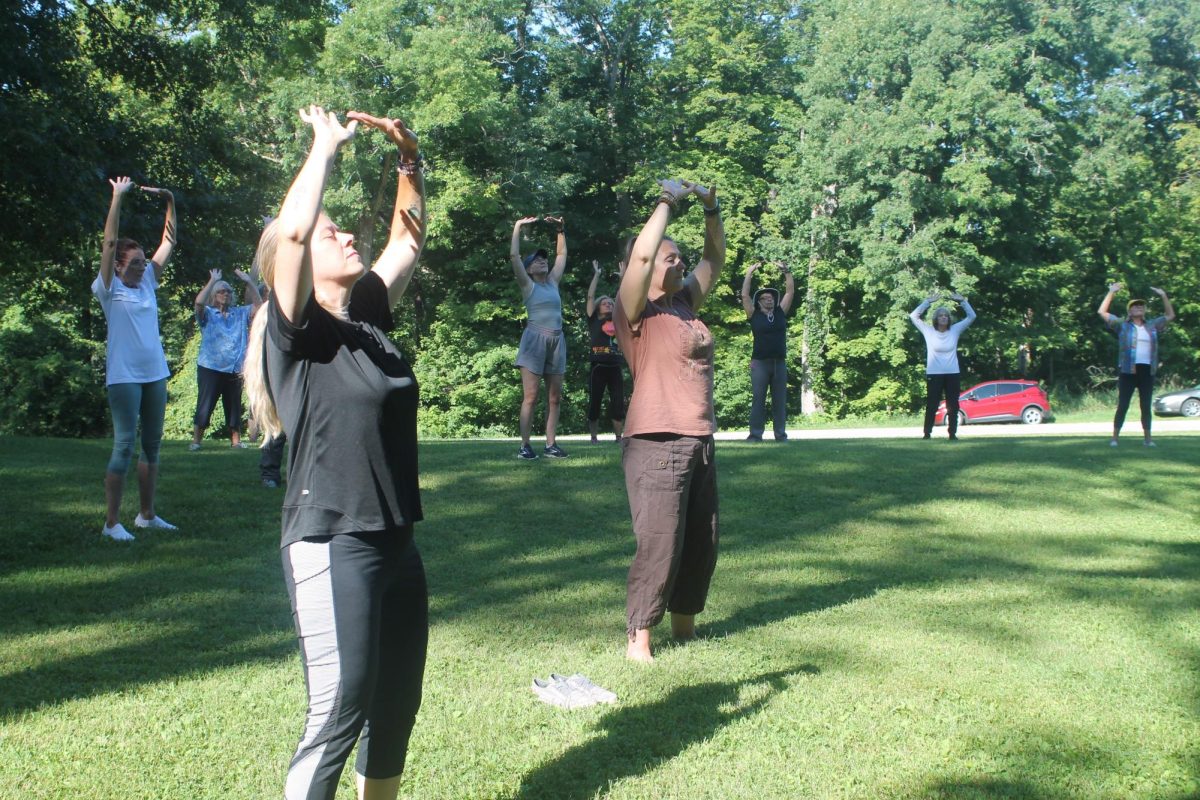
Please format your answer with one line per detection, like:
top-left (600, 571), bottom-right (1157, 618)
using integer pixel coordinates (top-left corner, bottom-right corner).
top-left (515, 215), bottom-right (539, 226)
top-left (209, 268), bottom-right (222, 282)
top-left (747, 262), bottom-right (760, 274)
top-left (234, 268), bottom-right (253, 283)
top-left (1150, 285), bottom-right (1166, 297)
top-left (1108, 282), bottom-right (1122, 293)
top-left (139, 185), bottom-right (173, 201)
top-left (593, 259), bottom-right (601, 275)
top-left (684, 180), bottom-right (717, 208)
top-left (299, 105), bottom-right (357, 147)
top-left (949, 292), bottom-right (965, 302)
top-left (110, 176), bottom-right (135, 195)
top-left (345, 112), bottom-right (418, 159)
top-left (657, 178), bottom-right (690, 203)
top-left (544, 215), bottom-right (564, 227)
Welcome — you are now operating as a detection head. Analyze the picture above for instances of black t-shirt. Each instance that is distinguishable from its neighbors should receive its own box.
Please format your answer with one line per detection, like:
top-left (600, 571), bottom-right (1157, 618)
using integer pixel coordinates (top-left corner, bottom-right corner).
top-left (265, 271), bottom-right (421, 547)
top-left (749, 308), bottom-right (788, 360)
top-left (588, 312), bottom-right (625, 365)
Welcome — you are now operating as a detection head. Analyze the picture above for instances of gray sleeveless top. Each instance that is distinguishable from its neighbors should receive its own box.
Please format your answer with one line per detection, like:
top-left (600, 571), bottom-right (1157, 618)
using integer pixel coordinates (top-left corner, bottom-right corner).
top-left (524, 281), bottom-right (562, 330)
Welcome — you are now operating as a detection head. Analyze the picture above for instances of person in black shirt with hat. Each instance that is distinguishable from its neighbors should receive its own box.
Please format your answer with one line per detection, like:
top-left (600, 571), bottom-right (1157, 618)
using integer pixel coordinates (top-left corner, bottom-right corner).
top-left (740, 262), bottom-right (795, 441)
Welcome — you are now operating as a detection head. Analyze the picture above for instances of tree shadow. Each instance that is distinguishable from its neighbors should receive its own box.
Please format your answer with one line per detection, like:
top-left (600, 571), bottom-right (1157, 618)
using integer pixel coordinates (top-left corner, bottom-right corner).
top-left (508, 667), bottom-right (816, 800)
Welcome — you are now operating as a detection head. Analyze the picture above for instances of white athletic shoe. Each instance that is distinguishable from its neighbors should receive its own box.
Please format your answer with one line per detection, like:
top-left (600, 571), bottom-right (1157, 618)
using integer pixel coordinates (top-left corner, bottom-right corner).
top-left (134, 513), bottom-right (178, 530)
top-left (102, 523), bottom-right (135, 542)
top-left (531, 676), bottom-right (593, 709)
top-left (551, 673), bottom-right (618, 704)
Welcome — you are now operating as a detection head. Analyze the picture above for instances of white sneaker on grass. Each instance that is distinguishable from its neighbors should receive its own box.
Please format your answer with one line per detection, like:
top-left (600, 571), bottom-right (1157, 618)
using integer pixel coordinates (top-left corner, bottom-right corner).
top-left (551, 673), bottom-right (618, 704)
top-left (102, 523), bottom-right (135, 542)
top-left (134, 513), bottom-right (177, 530)
top-left (531, 677), bottom-right (593, 709)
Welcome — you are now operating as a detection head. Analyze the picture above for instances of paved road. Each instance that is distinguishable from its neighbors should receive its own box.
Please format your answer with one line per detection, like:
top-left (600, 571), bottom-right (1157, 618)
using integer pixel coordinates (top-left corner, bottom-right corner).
top-left (552, 419), bottom-right (1200, 442)
top-left (709, 419), bottom-right (1200, 441)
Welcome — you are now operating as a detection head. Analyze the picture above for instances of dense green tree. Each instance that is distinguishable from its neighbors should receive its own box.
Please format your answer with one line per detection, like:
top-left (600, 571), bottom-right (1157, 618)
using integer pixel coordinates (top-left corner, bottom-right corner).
top-left (1, 0), bottom-right (1196, 436)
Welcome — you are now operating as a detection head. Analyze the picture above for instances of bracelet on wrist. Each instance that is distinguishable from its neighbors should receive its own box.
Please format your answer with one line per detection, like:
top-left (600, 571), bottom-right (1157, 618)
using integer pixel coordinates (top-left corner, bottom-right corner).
top-left (656, 193), bottom-right (680, 212)
top-left (703, 200), bottom-right (721, 217)
top-left (396, 155), bottom-right (423, 176)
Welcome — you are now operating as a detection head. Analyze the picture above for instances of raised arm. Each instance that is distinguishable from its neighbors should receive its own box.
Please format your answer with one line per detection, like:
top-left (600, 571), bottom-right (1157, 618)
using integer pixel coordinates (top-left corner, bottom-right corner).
top-left (274, 105), bottom-right (357, 325)
top-left (99, 177), bottom-right (135, 290)
top-left (1097, 282), bottom-right (1121, 323)
top-left (587, 260), bottom-right (601, 317)
top-left (910, 296), bottom-right (936, 329)
top-left (509, 216), bottom-right (537, 295)
top-left (1151, 286), bottom-right (1175, 323)
top-left (141, 186), bottom-right (177, 278)
top-left (235, 268), bottom-right (263, 312)
top-left (546, 216), bottom-right (567, 284)
top-left (347, 112), bottom-right (426, 308)
top-left (740, 263), bottom-right (758, 319)
top-left (950, 293), bottom-right (976, 332)
top-left (194, 269), bottom-right (221, 318)
top-left (780, 265), bottom-right (796, 314)
top-left (618, 179), bottom-right (691, 322)
top-left (681, 182), bottom-right (724, 307)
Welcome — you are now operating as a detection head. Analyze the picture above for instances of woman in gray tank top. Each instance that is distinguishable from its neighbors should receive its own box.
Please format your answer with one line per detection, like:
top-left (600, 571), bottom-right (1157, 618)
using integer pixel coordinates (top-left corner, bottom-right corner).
top-left (510, 215), bottom-right (570, 459)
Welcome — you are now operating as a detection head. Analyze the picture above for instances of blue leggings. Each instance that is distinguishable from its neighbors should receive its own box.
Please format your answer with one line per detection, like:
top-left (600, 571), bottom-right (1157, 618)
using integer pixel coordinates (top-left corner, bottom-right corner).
top-left (107, 379), bottom-right (168, 473)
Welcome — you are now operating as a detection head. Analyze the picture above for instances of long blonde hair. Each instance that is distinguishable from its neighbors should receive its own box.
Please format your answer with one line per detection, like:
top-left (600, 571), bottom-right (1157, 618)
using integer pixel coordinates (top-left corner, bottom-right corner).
top-left (243, 220), bottom-right (282, 441)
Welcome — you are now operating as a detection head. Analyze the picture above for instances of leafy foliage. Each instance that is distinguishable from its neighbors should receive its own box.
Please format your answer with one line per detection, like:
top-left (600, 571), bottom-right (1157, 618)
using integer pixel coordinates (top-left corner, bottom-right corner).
top-left (2, 0), bottom-right (1198, 435)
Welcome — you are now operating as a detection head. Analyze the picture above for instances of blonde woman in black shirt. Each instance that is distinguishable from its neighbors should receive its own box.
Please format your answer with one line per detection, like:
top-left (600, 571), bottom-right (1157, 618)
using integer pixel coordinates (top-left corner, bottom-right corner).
top-left (243, 106), bottom-right (427, 800)
top-left (740, 262), bottom-right (795, 441)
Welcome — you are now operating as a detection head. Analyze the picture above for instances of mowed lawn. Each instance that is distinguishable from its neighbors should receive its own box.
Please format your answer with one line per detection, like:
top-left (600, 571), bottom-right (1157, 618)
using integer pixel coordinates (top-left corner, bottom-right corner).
top-left (1, 433), bottom-right (1198, 800)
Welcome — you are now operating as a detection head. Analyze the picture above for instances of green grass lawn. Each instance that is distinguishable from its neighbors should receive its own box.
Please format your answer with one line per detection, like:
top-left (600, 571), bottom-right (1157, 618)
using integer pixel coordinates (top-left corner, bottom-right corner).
top-left (2, 434), bottom-right (1199, 799)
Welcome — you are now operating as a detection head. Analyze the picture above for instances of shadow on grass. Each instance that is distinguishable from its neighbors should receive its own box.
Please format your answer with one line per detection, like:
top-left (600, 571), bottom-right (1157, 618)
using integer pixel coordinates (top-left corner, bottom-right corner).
top-left (0, 437), bottom-right (295, 717)
top-left (2, 431), bottom-right (1199, 800)
top-left (510, 667), bottom-right (815, 800)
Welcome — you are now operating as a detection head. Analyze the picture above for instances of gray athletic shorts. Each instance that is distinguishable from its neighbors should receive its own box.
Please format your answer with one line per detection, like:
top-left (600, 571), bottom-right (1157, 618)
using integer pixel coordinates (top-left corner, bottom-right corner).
top-left (515, 323), bottom-right (566, 376)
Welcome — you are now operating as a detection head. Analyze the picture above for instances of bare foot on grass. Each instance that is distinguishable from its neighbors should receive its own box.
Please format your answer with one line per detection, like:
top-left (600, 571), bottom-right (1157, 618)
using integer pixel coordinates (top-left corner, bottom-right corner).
top-left (626, 629), bottom-right (654, 663)
top-left (671, 612), bottom-right (696, 641)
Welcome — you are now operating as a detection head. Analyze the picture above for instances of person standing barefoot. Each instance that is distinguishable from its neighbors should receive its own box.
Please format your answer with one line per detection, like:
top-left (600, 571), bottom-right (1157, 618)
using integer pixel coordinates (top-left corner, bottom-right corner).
top-left (615, 178), bottom-right (725, 662)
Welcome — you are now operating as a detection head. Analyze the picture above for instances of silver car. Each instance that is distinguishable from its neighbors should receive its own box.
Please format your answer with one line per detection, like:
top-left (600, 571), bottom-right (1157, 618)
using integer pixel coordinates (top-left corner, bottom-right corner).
top-left (1153, 384), bottom-right (1200, 417)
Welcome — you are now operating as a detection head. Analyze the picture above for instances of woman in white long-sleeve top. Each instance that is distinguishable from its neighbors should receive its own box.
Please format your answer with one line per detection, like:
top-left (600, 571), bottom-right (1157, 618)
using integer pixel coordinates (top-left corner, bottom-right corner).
top-left (909, 293), bottom-right (976, 440)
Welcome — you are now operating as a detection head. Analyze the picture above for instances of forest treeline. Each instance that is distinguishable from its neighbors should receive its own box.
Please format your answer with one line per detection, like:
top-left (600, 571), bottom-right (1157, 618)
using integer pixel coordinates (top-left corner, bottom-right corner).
top-left (2, 0), bottom-right (1198, 436)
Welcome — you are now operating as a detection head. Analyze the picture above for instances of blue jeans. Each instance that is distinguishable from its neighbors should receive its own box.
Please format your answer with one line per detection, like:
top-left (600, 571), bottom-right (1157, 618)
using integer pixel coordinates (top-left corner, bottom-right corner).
top-left (106, 379), bottom-right (168, 473)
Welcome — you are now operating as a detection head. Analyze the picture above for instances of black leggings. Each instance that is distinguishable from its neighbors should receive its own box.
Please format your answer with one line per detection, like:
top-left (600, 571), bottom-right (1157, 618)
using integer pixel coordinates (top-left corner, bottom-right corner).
top-left (588, 363), bottom-right (626, 422)
top-left (1114, 364), bottom-right (1154, 436)
top-left (924, 372), bottom-right (961, 435)
top-left (194, 365), bottom-right (243, 432)
top-left (282, 531), bottom-right (428, 800)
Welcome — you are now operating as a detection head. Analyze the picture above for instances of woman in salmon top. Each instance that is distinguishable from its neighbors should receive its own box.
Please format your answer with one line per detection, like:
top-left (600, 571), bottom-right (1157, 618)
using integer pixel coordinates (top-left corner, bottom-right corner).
top-left (614, 178), bottom-right (724, 662)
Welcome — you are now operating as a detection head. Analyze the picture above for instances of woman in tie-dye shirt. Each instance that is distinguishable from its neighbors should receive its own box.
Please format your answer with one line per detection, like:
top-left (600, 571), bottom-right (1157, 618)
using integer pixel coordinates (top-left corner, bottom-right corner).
top-left (189, 268), bottom-right (261, 450)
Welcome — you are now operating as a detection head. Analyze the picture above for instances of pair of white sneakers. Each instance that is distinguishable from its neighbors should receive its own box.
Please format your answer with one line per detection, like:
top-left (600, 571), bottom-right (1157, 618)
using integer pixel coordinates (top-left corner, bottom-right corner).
top-left (531, 673), bottom-right (618, 709)
top-left (102, 514), bottom-right (178, 542)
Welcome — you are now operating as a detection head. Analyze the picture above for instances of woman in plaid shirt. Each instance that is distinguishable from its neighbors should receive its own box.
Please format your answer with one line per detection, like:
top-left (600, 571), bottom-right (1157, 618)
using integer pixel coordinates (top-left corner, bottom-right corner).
top-left (1097, 282), bottom-right (1175, 447)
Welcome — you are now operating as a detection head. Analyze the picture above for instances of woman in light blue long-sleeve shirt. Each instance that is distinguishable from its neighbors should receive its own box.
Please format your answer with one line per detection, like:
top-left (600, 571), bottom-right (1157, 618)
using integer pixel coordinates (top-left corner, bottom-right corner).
top-left (909, 293), bottom-right (976, 440)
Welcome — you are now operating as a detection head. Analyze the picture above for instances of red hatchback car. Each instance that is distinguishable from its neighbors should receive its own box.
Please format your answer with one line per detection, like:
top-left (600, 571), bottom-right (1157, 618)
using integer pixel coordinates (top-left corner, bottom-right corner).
top-left (934, 380), bottom-right (1051, 426)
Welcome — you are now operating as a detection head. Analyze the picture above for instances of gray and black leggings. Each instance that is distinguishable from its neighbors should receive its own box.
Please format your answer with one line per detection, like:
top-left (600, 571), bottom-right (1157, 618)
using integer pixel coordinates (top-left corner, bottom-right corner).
top-left (106, 379), bottom-right (167, 473)
top-left (282, 530), bottom-right (428, 800)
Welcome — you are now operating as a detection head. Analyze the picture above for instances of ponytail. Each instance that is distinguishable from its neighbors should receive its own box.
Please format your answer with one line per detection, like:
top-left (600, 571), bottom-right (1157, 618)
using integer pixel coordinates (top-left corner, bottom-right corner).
top-left (243, 220), bottom-right (282, 441)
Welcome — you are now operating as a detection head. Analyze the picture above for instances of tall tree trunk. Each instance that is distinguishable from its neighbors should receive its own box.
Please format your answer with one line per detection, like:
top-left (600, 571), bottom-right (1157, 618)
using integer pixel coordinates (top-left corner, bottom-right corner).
top-left (802, 184), bottom-right (837, 415)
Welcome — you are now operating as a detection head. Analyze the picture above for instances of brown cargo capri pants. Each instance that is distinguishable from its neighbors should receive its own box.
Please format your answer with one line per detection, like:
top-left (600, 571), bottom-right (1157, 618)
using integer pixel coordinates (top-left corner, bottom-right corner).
top-left (622, 434), bottom-right (719, 635)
